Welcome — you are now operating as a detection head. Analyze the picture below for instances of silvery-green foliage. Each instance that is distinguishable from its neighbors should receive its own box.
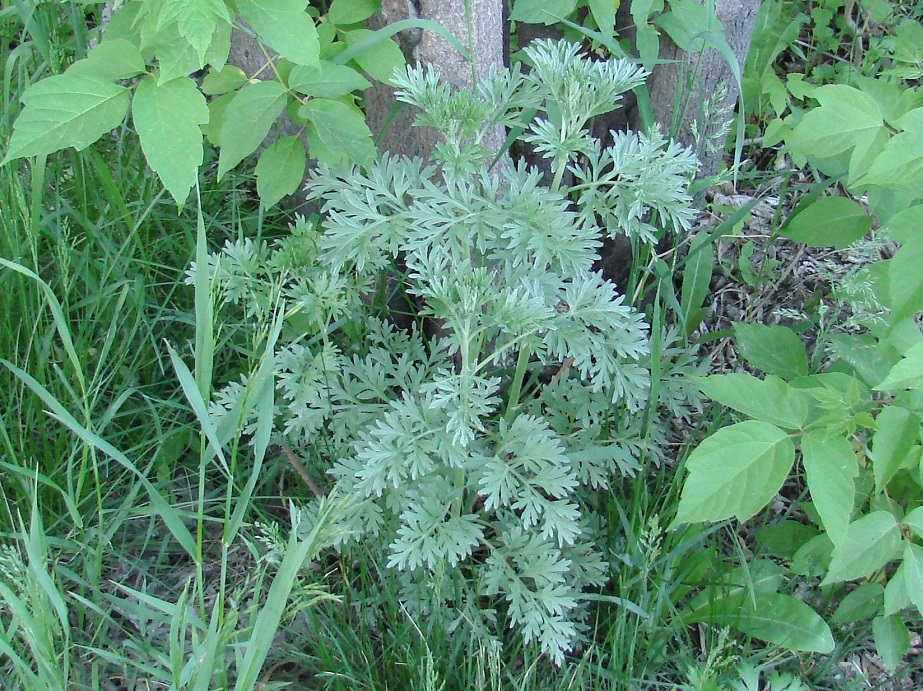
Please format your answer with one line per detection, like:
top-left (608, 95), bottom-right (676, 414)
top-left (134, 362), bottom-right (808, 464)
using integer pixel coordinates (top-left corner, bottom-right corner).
top-left (206, 39), bottom-right (697, 665)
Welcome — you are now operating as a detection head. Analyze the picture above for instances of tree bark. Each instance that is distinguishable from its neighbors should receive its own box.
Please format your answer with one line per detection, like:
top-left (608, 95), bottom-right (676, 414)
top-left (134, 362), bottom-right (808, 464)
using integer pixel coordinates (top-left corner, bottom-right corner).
top-left (365, 0), bottom-right (506, 160)
top-left (622, 0), bottom-right (760, 181)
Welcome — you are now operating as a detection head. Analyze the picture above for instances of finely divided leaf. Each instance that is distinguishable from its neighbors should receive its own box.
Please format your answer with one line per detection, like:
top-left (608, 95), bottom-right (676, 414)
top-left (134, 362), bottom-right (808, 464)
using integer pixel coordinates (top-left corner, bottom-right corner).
top-left (823, 511), bottom-right (901, 584)
top-left (3, 73), bottom-right (129, 163)
top-left (133, 76), bottom-right (208, 206)
top-left (237, 0), bottom-right (320, 67)
top-left (671, 421), bottom-right (795, 526)
top-left (217, 80), bottom-right (288, 179)
top-left (781, 195), bottom-right (873, 249)
top-left (734, 323), bottom-right (809, 378)
top-left (255, 136), bottom-right (307, 208)
top-left (801, 431), bottom-right (857, 545)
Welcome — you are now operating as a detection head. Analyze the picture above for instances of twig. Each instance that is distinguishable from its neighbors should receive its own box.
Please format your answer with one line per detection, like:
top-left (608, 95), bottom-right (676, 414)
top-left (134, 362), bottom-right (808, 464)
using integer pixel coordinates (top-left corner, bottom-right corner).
top-left (282, 445), bottom-right (323, 498)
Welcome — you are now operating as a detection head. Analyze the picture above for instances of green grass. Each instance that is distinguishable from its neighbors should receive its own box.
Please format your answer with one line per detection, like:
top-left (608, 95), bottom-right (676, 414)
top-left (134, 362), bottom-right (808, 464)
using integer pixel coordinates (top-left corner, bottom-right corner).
top-left (4, 3), bottom-right (919, 690)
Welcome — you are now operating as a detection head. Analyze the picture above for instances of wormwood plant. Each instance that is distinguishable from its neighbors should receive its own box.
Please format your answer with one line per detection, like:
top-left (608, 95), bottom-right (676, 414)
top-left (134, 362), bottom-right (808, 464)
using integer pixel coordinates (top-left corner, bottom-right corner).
top-left (202, 39), bottom-right (698, 664)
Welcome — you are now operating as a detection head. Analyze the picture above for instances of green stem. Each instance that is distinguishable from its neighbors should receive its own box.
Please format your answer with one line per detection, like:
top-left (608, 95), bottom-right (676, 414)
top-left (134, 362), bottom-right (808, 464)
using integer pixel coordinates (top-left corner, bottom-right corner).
top-left (504, 346), bottom-right (531, 421)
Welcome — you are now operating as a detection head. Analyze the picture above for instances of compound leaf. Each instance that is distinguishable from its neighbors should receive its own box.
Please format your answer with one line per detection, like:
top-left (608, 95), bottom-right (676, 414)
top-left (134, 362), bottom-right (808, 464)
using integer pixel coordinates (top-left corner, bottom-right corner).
top-left (871, 405), bottom-right (920, 492)
top-left (511, 0), bottom-right (579, 24)
top-left (694, 374), bottom-right (812, 431)
top-left (66, 39), bottom-right (146, 81)
top-left (887, 241), bottom-right (923, 325)
top-left (238, 0), bottom-right (320, 67)
top-left (735, 593), bottom-right (834, 654)
top-left (734, 323), bottom-right (809, 378)
top-left (875, 342), bottom-right (923, 391)
top-left (781, 195), bottom-right (873, 249)
top-left (133, 75), bottom-right (209, 206)
top-left (255, 136), bottom-right (306, 208)
top-left (786, 84), bottom-right (883, 160)
top-left (217, 80), bottom-right (288, 179)
top-left (823, 511), bottom-right (901, 584)
top-left (671, 421), bottom-right (795, 527)
top-left (328, 0), bottom-right (380, 25)
top-left (301, 98), bottom-right (375, 169)
top-left (289, 61), bottom-right (370, 98)
top-left (801, 431), bottom-right (857, 545)
top-left (873, 615), bottom-right (910, 671)
top-left (3, 73), bottom-right (129, 163)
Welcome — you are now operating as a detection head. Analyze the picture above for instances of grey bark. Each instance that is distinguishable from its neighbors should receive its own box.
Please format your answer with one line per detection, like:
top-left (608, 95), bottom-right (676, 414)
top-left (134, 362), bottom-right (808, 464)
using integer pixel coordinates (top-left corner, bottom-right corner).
top-left (366, 0), bottom-right (507, 160)
top-left (619, 0), bottom-right (761, 181)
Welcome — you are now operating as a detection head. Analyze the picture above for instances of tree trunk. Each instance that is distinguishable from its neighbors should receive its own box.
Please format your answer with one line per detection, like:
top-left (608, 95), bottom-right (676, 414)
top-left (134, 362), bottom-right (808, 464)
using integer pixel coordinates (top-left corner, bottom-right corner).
top-left (365, 0), bottom-right (506, 160)
top-left (622, 0), bottom-right (761, 182)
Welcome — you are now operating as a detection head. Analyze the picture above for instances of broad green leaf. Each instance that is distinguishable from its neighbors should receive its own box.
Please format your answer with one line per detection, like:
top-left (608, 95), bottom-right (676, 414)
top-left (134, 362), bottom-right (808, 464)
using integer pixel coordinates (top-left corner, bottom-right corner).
top-left (756, 520), bottom-right (817, 560)
top-left (238, 0), bottom-right (320, 67)
top-left (735, 593), bottom-right (834, 654)
top-left (801, 432), bottom-right (857, 545)
top-left (679, 231), bottom-right (714, 337)
top-left (289, 61), bottom-right (370, 98)
top-left (511, 0), bottom-right (579, 24)
top-left (781, 196), bottom-right (873, 249)
top-left (786, 85), bottom-right (883, 160)
top-left (217, 80), bottom-right (288, 179)
top-left (328, 0), bottom-right (380, 25)
top-left (587, 0), bottom-right (616, 37)
top-left (255, 136), bottom-right (306, 207)
top-left (904, 506), bottom-right (923, 539)
top-left (734, 323), bottom-right (808, 378)
top-left (301, 98), bottom-right (375, 169)
top-left (884, 563), bottom-right (910, 616)
top-left (882, 204), bottom-right (923, 245)
top-left (678, 560), bottom-right (784, 625)
top-left (66, 39), bottom-right (146, 81)
top-left (157, 0), bottom-right (231, 60)
top-left (791, 533), bottom-right (833, 578)
top-left (654, 0), bottom-right (723, 52)
top-left (887, 241), bottom-right (923, 324)
top-left (201, 65), bottom-right (248, 95)
top-left (831, 582), bottom-right (884, 624)
top-left (671, 421), bottom-right (795, 527)
top-left (871, 406), bottom-right (920, 491)
top-left (341, 28), bottom-right (405, 83)
top-left (859, 109), bottom-right (923, 186)
top-left (876, 342), bottom-right (923, 391)
top-left (133, 76), bottom-right (208, 206)
top-left (694, 374), bottom-right (811, 431)
top-left (635, 23), bottom-right (660, 72)
top-left (147, 21), bottom-right (201, 83)
top-left (203, 91), bottom-right (235, 146)
top-left (3, 73), bottom-right (129, 163)
top-left (823, 511), bottom-right (901, 584)
top-left (872, 615), bottom-right (910, 671)
top-left (903, 543), bottom-right (923, 617)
